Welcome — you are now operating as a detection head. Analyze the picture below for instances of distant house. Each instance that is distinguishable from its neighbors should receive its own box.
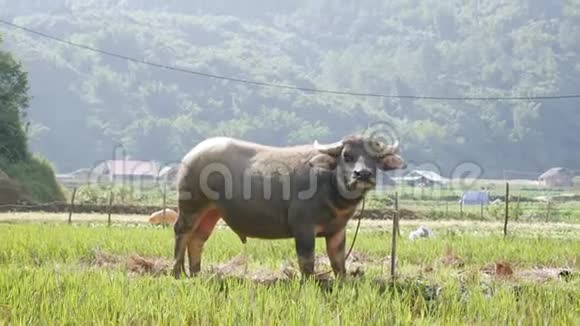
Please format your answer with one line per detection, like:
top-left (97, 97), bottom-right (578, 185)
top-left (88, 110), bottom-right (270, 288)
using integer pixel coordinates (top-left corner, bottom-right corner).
top-left (398, 170), bottom-right (446, 187)
top-left (460, 190), bottom-right (490, 206)
top-left (93, 160), bottom-right (161, 182)
top-left (538, 167), bottom-right (574, 187)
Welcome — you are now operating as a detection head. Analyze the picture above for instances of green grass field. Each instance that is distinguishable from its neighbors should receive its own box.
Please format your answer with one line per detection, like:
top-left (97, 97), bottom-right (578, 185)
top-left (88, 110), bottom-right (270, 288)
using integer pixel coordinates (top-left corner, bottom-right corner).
top-left (0, 215), bottom-right (579, 324)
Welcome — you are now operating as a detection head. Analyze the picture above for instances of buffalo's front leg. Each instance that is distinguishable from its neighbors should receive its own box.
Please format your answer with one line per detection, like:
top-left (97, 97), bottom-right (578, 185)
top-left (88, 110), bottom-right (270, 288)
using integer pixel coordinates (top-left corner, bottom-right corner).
top-left (293, 228), bottom-right (316, 279)
top-left (325, 228), bottom-right (346, 278)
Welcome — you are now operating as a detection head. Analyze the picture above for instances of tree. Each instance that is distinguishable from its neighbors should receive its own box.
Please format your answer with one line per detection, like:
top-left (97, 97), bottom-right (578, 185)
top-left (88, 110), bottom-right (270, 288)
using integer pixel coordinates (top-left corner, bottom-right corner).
top-left (0, 34), bottom-right (30, 163)
top-left (0, 34), bottom-right (64, 203)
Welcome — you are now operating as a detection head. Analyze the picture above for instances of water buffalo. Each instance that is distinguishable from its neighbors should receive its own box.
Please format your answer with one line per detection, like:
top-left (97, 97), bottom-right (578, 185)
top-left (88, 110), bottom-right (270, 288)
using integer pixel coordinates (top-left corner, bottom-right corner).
top-left (172, 134), bottom-right (406, 279)
top-left (148, 208), bottom-right (178, 226)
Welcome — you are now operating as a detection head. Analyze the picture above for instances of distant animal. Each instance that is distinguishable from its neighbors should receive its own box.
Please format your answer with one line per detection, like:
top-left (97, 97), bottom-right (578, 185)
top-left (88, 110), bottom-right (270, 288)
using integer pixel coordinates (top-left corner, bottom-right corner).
top-left (172, 134), bottom-right (407, 279)
top-left (149, 209), bottom-right (178, 225)
top-left (409, 226), bottom-right (435, 241)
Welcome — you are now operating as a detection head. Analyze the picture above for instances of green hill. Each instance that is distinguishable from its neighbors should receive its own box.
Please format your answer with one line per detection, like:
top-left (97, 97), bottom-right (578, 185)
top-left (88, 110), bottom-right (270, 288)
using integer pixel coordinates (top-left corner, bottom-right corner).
top-left (1, 0), bottom-right (579, 177)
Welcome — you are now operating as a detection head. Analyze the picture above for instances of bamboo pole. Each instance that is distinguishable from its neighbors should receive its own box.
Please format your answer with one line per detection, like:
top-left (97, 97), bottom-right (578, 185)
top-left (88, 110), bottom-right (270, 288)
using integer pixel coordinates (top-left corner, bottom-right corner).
top-left (504, 182), bottom-right (510, 238)
top-left (107, 191), bottom-right (114, 227)
top-left (68, 187), bottom-right (77, 224)
top-left (390, 192), bottom-right (399, 281)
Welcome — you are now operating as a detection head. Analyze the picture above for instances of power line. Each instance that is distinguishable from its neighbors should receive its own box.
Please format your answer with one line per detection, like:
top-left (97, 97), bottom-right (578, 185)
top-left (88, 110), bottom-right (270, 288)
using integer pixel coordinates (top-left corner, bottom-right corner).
top-left (2, 18), bottom-right (580, 102)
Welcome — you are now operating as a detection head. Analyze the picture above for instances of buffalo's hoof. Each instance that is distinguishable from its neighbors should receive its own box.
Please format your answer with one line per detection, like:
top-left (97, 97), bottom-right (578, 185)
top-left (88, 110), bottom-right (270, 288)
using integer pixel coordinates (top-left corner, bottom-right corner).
top-left (173, 265), bottom-right (186, 279)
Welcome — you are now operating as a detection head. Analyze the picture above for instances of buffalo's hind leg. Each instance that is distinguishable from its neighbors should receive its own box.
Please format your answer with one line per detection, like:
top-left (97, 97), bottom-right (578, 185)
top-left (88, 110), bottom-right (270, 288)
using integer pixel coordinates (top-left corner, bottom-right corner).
top-left (187, 208), bottom-right (221, 276)
top-left (173, 201), bottom-right (201, 279)
top-left (173, 218), bottom-right (190, 278)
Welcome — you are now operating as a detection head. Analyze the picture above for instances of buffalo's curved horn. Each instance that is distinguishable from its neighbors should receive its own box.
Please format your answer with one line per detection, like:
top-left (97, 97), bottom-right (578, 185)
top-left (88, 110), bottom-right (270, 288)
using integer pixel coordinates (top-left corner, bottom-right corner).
top-left (386, 140), bottom-right (400, 154)
top-left (314, 140), bottom-right (344, 156)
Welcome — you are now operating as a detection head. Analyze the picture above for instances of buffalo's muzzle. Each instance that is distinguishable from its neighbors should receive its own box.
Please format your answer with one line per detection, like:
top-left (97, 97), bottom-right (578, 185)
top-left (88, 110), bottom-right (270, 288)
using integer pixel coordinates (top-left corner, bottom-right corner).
top-left (353, 169), bottom-right (373, 181)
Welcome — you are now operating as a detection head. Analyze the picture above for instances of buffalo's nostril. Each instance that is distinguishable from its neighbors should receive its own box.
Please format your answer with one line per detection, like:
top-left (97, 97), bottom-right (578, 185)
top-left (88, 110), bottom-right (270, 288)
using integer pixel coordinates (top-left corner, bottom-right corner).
top-left (354, 169), bottom-right (372, 180)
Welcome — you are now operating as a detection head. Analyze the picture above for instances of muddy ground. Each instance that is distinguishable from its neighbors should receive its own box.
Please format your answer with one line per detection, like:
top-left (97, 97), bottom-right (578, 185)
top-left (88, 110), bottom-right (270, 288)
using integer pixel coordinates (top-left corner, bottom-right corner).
top-left (85, 248), bottom-right (575, 288)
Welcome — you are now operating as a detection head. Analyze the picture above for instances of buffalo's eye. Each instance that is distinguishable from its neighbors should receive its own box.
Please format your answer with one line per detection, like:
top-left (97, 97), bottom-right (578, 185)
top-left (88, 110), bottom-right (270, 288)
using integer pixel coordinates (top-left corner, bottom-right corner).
top-left (343, 151), bottom-right (355, 163)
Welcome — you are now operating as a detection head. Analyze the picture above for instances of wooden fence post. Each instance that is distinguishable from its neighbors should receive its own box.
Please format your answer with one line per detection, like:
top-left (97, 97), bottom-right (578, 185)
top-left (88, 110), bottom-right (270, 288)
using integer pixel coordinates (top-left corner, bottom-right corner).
top-left (162, 181), bottom-right (168, 228)
top-left (394, 192), bottom-right (400, 237)
top-left (546, 200), bottom-right (552, 223)
top-left (390, 192), bottom-right (399, 281)
top-left (515, 195), bottom-right (521, 221)
top-left (460, 201), bottom-right (463, 219)
top-left (68, 187), bottom-right (77, 224)
top-left (480, 202), bottom-right (484, 220)
top-left (107, 191), bottom-right (114, 227)
top-left (445, 201), bottom-right (449, 219)
top-left (504, 182), bottom-right (510, 238)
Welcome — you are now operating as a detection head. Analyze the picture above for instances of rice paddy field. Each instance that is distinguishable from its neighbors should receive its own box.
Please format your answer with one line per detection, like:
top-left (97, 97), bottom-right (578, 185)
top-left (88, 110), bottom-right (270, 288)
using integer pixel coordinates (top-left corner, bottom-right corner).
top-left (0, 213), bottom-right (579, 324)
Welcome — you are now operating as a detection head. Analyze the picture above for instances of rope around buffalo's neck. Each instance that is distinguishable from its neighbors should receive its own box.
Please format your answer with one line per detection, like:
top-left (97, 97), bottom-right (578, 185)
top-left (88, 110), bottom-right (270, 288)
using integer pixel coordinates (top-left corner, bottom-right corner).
top-left (345, 197), bottom-right (365, 260)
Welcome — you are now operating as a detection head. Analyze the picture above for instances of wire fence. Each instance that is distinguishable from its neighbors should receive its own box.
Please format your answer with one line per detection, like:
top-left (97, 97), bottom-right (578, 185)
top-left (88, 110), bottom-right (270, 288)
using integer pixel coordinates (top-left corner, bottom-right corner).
top-left (1, 182), bottom-right (579, 227)
top-left (3, 18), bottom-right (580, 102)
top-left (398, 198), bottom-right (580, 223)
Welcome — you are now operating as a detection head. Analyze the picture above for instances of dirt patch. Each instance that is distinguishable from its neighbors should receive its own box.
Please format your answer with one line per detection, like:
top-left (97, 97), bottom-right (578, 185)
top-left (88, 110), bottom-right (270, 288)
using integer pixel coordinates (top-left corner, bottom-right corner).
top-left (440, 245), bottom-right (465, 268)
top-left (481, 262), bottom-right (515, 279)
top-left (86, 249), bottom-right (372, 283)
top-left (495, 262), bottom-right (514, 278)
top-left (516, 267), bottom-right (575, 282)
top-left (90, 249), bottom-right (120, 267)
top-left (346, 251), bottom-right (375, 264)
top-left (207, 254), bottom-right (364, 283)
top-left (86, 249), bottom-right (171, 276)
top-left (203, 255), bottom-right (302, 284)
top-left (207, 255), bottom-right (251, 277)
top-left (481, 262), bottom-right (575, 282)
top-left (127, 255), bottom-right (171, 276)
top-left (84, 249), bottom-right (576, 285)
top-left (313, 250), bottom-right (383, 278)
top-left (0, 205), bottom-right (426, 225)
top-left (85, 250), bottom-right (295, 282)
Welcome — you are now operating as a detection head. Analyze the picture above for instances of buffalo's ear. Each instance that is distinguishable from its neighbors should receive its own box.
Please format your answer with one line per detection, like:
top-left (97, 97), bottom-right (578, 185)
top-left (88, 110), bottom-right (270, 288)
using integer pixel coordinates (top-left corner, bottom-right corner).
top-left (379, 154), bottom-right (407, 171)
top-left (308, 154), bottom-right (337, 170)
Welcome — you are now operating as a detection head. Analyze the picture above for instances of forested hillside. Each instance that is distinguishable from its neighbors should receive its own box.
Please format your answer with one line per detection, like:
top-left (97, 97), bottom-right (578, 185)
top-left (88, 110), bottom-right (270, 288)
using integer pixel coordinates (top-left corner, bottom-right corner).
top-left (0, 34), bottom-right (64, 203)
top-left (1, 0), bottom-right (579, 177)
